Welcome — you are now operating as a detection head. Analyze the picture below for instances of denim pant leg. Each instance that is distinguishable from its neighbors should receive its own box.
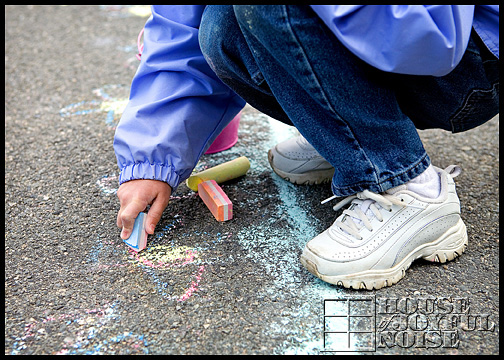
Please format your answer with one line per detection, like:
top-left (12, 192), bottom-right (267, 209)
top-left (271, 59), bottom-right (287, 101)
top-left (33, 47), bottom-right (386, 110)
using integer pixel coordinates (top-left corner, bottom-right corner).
top-left (391, 30), bottom-right (500, 133)
top-left (199, 5), bottom-right (293, 126)
top-left (201, 5), bottom-right (433, 197)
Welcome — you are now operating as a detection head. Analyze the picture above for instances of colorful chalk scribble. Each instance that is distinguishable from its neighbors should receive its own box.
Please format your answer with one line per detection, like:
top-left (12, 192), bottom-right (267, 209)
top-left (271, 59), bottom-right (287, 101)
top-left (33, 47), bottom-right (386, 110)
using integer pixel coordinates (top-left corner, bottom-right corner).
top-left (85, 210), bottom-right (212, 304)
top-left (124, 219), bottom-right (234, 302)
top-left (96, 174), bottom-right (120, 195)
top-left (127, 244), bottom-right (206, 302)
top-left (11, 302), bottom-right (148, 355)
top-left (59, 84), bottom-right (129, 130)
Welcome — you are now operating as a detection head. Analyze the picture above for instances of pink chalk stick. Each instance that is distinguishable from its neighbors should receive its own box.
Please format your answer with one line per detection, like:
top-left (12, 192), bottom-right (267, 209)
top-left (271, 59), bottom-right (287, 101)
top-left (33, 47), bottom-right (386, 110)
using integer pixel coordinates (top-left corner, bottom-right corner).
top-left (198, 180), bottom-right (233, 222)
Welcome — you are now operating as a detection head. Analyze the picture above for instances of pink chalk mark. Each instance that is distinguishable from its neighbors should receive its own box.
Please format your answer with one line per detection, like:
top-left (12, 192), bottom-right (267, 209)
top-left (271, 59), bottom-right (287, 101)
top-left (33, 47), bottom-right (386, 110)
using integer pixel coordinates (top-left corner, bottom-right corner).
top-left (23, 306), bottom-right (110, 339)
top-left (178, 265), bottom-right (206, 302)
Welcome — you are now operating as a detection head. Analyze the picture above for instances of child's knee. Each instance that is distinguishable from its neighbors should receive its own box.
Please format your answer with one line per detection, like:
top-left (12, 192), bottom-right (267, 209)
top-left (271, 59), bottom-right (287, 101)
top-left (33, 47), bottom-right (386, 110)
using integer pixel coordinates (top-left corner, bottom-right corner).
top-left (199, 5), bottom-right (239, 76)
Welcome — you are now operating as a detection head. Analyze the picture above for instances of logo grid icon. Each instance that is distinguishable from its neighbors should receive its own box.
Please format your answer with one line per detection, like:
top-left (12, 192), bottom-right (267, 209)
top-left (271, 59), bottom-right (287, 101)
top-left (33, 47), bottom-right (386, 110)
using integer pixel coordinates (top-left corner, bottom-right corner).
top-left (322, 296), bottom-right (376, 352)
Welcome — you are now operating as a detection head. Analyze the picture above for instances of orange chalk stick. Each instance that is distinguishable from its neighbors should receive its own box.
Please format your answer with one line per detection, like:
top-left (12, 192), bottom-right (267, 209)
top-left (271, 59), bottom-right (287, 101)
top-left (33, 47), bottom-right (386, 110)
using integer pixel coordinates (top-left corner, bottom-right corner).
top-left (198, 180), bottom-right (233, 222)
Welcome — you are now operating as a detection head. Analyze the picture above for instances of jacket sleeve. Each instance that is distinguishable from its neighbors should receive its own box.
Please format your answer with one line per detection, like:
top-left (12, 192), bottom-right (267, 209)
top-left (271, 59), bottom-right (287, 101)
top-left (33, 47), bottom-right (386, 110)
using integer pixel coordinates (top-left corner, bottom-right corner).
top-left (310, 5), bottom-right (475, 76)
top-left (113, 5), bottom-right (246, 192)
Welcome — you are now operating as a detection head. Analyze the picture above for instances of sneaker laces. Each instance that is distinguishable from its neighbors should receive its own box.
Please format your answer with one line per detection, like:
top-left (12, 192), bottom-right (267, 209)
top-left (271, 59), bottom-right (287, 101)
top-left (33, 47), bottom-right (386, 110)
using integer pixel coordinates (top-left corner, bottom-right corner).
top-left (322, 190), bottom-right (406, 240)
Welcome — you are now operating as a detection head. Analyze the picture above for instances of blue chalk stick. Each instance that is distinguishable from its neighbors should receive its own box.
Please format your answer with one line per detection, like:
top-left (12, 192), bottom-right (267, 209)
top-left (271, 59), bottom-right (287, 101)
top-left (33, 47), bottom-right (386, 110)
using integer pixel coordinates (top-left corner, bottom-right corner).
top-left (123, 212), bottom-right (148, 252)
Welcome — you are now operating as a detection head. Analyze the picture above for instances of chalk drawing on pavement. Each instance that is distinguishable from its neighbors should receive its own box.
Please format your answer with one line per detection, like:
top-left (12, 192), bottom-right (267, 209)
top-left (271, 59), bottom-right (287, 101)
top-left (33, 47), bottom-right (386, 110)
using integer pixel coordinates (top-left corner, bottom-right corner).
top-left (97, 110), bottom-right (345, 354)
top-left (127, 244), bottom-right (206, 302)
top-left (210, 111), bottom-right (346, 354)
top-left (99, 5), bottom-right (151, 18)
top-left (123, 219), bottom-right (234, 302)
top-left (86, 215), bottom-right (206, 303)
top-left (10, 302), bottom-right (149, 355)
top-left (87, 101), bottom-right (352, 354)
top-left (96, 173), bottom-right (119, 195)
top-left (59, 84), bottom-right (129, 130)
top-left (88, 177), bottom-right (233, 304)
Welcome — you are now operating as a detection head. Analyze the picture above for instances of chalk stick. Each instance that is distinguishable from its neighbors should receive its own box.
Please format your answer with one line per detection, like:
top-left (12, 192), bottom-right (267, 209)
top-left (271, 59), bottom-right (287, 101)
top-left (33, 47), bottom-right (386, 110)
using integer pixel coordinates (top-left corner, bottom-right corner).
top-left (198, 180), bottom-right (233, 222)
top-left (186, 156), bottom-right (250, 191)
top-left (123, 212), bottom-right (148, 252)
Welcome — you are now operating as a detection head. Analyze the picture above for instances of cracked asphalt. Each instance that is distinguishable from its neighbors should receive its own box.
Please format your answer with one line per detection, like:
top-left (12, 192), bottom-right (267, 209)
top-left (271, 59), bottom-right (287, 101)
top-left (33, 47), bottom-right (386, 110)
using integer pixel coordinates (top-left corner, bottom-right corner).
top-left (5, 5), bottom-right (499, 355)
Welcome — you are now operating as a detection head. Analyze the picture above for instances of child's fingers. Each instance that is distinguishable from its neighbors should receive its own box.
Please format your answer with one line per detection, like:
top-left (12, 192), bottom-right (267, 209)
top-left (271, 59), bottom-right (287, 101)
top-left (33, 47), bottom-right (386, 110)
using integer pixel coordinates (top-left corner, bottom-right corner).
top-left (146, 193), bottom-right (170, 234)
top-left (115, 179), bottom-right (172, 239)
top-left (118, 199), bottom-right (146, 239)
top-left (116, 207), bottom-right (125, 228)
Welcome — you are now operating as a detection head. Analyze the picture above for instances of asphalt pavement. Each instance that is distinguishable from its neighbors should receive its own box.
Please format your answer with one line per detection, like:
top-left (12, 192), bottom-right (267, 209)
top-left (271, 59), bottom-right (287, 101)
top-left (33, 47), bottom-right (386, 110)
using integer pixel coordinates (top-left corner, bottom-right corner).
top-left (5, 5), bottom-right (499, 355)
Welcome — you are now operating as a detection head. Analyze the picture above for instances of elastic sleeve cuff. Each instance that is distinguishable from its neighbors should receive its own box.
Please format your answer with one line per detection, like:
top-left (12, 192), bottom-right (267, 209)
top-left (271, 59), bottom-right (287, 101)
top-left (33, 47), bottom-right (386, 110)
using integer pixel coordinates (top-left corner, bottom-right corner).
top-left (118, 162), bottom-right (181, 193)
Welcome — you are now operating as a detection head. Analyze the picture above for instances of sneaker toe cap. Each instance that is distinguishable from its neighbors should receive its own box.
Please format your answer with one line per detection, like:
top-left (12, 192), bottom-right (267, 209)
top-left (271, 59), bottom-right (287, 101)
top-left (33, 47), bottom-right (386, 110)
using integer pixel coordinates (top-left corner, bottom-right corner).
top-left (302, 232), bottom-right (358, 276)
top-left (269, 146), bottom-right (331, 174)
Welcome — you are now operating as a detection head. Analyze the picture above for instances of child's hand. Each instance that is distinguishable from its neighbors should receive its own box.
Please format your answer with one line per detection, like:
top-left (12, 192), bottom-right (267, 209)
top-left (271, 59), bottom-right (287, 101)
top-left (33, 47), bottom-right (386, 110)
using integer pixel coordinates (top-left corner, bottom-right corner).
top-left (116, 180), bottom-right (172, 239)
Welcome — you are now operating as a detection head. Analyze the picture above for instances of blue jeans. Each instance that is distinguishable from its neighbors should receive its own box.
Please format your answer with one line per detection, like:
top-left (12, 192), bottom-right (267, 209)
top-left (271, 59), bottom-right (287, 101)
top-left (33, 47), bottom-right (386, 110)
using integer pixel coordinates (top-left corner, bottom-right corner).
top-left (199, 5), bottom-right (499, 197)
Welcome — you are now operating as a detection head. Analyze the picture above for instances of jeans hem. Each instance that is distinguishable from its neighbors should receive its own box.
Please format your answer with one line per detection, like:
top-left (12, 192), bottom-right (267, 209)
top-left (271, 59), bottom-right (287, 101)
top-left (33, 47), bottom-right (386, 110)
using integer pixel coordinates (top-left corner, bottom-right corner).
top-left (330, 153), bottom-right (431, 197)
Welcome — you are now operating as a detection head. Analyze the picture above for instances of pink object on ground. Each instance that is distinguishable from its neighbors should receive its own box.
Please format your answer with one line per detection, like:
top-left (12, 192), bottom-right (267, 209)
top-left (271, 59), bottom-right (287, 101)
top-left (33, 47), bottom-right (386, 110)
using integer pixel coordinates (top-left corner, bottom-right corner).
top-left (197, 180), bottom-right (233, 222)
top-left (205, 112), bottom-right (241, 154)
top-left (136, 26), bottom-right (240, 155)
top-left (136, 28), bottom-right (144, 61)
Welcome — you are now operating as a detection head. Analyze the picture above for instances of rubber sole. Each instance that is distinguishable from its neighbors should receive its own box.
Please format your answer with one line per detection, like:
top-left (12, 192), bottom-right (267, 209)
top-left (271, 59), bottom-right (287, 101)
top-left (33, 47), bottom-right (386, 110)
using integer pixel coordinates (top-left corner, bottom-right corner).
top-left (267, 149), bottom-right (334, 185)
top-left (300, 219), bottom-right (468, 290)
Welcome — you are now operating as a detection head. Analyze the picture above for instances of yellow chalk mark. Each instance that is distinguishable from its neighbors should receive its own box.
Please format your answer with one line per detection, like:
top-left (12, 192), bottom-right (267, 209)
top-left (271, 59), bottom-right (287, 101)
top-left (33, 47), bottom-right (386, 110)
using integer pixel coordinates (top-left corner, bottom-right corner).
top-left (128, 6), bottom-right (151, 17)
top-left (99, 99), bottom-right (128, 114)
top-left (130, 245), bottom-right (199, 268)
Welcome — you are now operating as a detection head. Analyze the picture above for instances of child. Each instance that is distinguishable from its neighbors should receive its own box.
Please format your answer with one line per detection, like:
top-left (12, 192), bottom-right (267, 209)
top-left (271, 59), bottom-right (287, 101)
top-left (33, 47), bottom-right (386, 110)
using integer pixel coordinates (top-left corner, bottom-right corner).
top-left (114, 5), bottom-right (499, 288)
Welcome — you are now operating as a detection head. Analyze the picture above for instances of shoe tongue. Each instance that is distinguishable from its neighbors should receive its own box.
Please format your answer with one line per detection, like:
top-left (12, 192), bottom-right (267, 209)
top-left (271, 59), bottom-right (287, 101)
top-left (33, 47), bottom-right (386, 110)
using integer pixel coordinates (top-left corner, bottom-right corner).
top-left (346, 199), bottom-right (378, 227)
top-left (357, 199), bottom-right (374, 214)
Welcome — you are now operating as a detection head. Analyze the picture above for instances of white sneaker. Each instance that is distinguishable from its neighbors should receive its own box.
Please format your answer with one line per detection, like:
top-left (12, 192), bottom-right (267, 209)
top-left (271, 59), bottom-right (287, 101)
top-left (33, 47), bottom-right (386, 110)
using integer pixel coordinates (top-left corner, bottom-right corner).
top-left (300, 165), bottom-right (468, 290)
top-left (268, 135), bottom-right (335, 185)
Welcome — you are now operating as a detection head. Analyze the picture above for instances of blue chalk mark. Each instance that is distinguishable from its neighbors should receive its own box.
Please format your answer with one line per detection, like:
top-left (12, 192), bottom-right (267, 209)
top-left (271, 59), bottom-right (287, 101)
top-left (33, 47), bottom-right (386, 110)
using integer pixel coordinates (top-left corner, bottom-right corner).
top-left (59, 85), bottom-right (128, 130)
top-left (272, 175), bottom-right (318, 244)
top-left (59, 100), bottom-right (101, 117)
top-left (87, 237), bottom-right (104, 263)
top-left (105, 110), bottom-right (115, 126)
